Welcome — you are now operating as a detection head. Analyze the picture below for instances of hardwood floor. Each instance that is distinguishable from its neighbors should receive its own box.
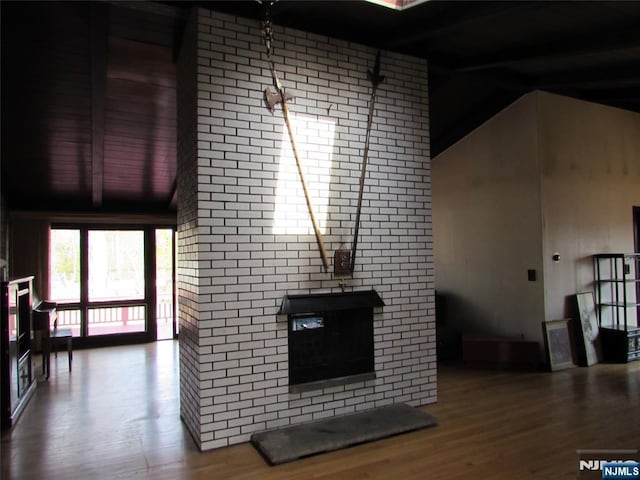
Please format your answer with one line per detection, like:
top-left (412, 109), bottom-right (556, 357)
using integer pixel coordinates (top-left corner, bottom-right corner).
top-left (1, 341), bottom-right (639, 479)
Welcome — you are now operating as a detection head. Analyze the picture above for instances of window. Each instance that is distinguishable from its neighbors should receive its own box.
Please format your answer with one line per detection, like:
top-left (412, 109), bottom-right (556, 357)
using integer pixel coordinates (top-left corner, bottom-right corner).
top-left (49, 226), bottom-right (176, 343)
top-left (88, 230), bottom-right (144, 302)
top-left (50, 229), bottom-right (80, 303)
top-left (50, 229), bottom-right (82, 336)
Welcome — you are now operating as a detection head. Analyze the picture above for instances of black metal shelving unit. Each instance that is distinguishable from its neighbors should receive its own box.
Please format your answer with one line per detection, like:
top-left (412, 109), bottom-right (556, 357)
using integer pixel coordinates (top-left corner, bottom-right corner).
top-left (593, 253), bottom-right (640, 362)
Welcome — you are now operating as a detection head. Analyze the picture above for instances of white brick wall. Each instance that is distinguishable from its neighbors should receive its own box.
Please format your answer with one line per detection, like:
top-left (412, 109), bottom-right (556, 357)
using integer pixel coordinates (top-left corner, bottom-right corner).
top-left (176, 9), bottom-right (202, 447)
top-left (178, 8), bottom-right (436, 451)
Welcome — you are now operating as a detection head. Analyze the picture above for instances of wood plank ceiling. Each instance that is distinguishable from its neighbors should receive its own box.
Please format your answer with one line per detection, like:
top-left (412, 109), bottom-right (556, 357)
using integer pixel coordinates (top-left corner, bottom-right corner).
top-left (1, 1), bottom-right (178, 214)
top-left (1, 1), bottom-right (640, 215)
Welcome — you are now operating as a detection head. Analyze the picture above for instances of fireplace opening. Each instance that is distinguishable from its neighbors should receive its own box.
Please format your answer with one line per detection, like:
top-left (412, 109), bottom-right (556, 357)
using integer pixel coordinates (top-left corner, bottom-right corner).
top-left (279, 290), bottom-right (384, 390)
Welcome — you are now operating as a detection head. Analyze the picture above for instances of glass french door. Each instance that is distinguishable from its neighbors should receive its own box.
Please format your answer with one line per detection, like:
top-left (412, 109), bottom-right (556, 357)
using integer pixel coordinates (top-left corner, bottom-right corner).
top-left (49, 229), bottom-right (82, 337)
top-left (49, 226), bottom-right (176, 344)
top-left (88, 229), bottom-right (145, 336)
top-left (155, 228), bottom-right (176, 340)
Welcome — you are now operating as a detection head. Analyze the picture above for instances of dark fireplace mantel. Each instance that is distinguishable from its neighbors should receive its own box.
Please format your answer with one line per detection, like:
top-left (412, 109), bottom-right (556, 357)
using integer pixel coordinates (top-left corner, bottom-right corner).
top-left (280, 290), bottom-right (384, 391)
top-left (278, 290), bottom-right (385, 315)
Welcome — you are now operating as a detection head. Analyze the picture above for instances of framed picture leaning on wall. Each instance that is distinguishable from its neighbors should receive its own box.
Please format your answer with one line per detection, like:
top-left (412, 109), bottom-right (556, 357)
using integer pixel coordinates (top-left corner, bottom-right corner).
top-left (575, 292), bottom-right (603, 366)
top-left (542, 318), bottom-right (575, 371)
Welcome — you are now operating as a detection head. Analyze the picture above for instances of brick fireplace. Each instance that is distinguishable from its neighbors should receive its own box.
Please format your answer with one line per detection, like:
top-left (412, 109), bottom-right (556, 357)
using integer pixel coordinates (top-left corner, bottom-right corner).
top-left (282, 290), bottom-right (383, 389)
top-left (177, 8), bottom-right (436, 451)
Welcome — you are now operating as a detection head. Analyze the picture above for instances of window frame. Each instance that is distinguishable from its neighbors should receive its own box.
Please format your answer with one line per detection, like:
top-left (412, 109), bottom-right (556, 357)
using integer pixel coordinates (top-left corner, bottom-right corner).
top-left (49, 223), bottom-right (176, 348)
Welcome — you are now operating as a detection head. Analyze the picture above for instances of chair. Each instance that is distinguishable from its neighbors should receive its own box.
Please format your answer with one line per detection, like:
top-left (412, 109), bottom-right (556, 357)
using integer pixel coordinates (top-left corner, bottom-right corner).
top-left (50, 318), bottom-right (73, 376)
top-left (33, 302), bottom-right (72, 379)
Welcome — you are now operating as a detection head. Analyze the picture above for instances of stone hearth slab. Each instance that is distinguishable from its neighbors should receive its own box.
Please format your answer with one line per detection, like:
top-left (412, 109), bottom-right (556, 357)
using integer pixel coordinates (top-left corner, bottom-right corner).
top-left (250, 403), bottom-right (437, 465)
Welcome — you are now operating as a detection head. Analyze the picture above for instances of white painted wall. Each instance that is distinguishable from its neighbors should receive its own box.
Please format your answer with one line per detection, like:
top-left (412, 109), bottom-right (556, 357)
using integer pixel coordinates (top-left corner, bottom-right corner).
top-left (538, 92), bottom-right (640, 326)
top-left (433, 94), bottom-right (545, 343)
top-left (433, 90), bottom-right (640, 350)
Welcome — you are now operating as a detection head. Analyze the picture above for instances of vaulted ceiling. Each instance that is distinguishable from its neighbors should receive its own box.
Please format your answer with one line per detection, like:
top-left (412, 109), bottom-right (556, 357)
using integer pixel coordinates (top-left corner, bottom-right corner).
top-left (2, 1), bottom-right (179, 214)
top-left (2, 1), bottom-right (640, 215)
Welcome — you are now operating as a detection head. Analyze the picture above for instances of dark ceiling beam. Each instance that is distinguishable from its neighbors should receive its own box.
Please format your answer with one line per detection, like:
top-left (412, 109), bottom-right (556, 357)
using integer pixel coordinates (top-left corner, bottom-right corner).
top-left (589, 90), bottom-right (640, 103)
top-left (592, 99), bottom-right (640, 113)
top-left (109, 2), bottom-right (180, 49)
top-left (534, 66), bottom-right (640, 90)
top-left (455, 30), bottom-right (640, 73)
top-left (548, 84), bottom-right (640, 112)
top-left (90, 3), bottom-right (109, 208)
top-left (428, 62), bottom-right (531, 96)
top-left (109, 1), bottom-right (184, 18)
top-left (386, 2), bottom-right (540, 50)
